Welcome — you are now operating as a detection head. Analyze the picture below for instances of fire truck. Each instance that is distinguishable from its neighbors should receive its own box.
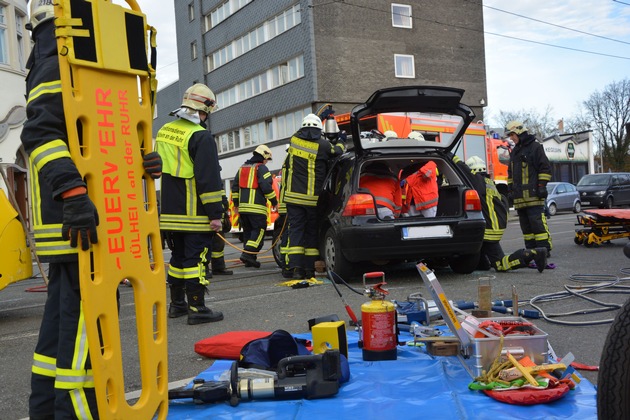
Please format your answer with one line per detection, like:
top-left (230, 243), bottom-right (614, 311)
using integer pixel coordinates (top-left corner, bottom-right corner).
top-left (335, 112), bottom-right (511, 196)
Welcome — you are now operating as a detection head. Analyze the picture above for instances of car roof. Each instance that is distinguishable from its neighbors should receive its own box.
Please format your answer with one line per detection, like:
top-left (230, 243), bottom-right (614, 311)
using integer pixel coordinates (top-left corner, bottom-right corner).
top-left (350, 86), bottom-right (475, 155)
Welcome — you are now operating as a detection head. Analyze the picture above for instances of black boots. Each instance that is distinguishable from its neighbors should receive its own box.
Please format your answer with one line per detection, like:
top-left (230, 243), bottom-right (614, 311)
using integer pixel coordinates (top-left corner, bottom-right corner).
top-left (186, 283), bottom-right (224, 325)
top-left (168, 283), bottom-right (188, 318)
top-left (240, 252), bottom-right (261, 268)
top-left (532, 248), bottom-right (548, 273)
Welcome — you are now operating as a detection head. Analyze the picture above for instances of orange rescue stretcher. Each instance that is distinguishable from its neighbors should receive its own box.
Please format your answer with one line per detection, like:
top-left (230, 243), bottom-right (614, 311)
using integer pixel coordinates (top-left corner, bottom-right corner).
top-left (574, 209), bottom-right (630, 247)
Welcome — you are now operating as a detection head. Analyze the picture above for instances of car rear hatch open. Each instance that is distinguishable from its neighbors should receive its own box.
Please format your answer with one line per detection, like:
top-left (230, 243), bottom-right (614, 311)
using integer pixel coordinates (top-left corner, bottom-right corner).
top-left (350, 86), bottom-right (475, 156)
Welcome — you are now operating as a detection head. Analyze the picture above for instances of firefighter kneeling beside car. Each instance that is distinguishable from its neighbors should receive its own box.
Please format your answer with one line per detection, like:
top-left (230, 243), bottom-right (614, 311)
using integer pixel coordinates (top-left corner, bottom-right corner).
top-left (232, 145), bottom-right (278, 268)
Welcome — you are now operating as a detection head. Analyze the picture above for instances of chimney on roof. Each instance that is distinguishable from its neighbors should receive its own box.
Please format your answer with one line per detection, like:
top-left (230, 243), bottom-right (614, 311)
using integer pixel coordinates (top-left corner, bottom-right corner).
top-left (557, 119), bottom-right (564, 134)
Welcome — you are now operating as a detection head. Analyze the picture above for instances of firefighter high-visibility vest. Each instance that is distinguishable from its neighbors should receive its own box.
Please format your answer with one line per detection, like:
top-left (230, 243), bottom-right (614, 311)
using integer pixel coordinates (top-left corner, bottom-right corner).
top-left (155, 118), bottom-right (204, 179)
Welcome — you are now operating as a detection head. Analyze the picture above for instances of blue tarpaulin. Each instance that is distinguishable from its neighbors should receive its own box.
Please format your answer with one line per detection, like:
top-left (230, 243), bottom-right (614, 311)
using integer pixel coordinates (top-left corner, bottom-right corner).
top-left (168, 331), bottom-right (597, 419)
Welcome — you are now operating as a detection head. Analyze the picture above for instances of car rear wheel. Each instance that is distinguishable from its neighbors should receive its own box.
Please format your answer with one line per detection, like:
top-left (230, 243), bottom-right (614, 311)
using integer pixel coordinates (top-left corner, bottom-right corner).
top-left (606, 196), bottom-right (614, 209)
top-left (547, 203), bottom-right (557, 216)
top-left (322, 227), bottom-right (354, 281)
top-left (573, 201), bottom-right (581, 213)
top-left (449, 253), bottom-right (481, 274)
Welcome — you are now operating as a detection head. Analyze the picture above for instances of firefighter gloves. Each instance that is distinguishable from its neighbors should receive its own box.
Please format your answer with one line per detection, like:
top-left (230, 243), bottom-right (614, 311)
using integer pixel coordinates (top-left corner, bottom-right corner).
top-left (538, 185), bottom-right (548, 199)
top-left (61, 194), bottom-right (99, 250)
top-left (143, 151), bottom-right (163, 179)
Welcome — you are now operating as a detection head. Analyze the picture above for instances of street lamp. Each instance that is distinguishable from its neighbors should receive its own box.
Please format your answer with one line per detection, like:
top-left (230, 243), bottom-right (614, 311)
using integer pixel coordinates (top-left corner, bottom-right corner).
top-left (595, 120), bottom-right (604, 173)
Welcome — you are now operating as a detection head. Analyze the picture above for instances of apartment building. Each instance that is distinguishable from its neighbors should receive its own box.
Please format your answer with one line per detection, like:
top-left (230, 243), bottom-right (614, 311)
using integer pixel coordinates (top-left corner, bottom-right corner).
top-left (154, 0), bottom-right (488, 186)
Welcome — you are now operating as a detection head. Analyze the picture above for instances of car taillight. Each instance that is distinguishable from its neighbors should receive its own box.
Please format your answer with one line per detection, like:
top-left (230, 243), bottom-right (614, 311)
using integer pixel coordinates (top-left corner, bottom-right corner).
top-left (464, 189), bottom-right (481, 211)
top-left (342, 193), bottom-right (376, 216)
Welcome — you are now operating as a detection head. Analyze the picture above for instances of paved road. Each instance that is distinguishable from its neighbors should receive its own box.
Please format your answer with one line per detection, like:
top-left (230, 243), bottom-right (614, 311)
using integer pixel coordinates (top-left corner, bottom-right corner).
top-left (2, 209), bottom-right (629, 418)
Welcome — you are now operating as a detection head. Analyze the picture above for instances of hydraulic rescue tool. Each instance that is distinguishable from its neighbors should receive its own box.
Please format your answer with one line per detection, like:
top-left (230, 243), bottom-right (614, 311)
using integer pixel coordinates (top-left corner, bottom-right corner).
top-left (168, 350), bottom-right (342, 405)
top-left (54, 0), bottom-right (166, 418)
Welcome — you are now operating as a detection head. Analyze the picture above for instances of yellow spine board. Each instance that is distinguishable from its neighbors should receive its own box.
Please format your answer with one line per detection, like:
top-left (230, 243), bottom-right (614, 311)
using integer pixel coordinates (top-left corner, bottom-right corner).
top-left (54, 1), bottom-right (167, 418)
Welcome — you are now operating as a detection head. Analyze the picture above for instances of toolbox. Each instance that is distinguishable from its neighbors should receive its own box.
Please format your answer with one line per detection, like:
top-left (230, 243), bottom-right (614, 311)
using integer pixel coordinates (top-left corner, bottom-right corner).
top-left (416, 263), bottom-right (549, 378)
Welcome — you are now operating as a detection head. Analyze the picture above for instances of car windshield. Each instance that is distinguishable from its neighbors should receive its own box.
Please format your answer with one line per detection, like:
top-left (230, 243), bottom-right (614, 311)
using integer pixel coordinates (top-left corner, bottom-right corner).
top-left (578, 175), bottom-right (611, 186)
top-left (546, 184), bottom-right (555, 194)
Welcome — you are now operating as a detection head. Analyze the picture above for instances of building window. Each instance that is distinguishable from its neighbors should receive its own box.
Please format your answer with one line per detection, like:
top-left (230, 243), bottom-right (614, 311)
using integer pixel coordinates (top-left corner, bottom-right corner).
top-left (392, 4), bottom-right (412, 28)
top-left (191, 41), bottom-right (197, 60)
top-left (394, 54), bottom-right (414, 78)
top-left (188, 3), bottom-right (194, 21)
top-left (208, 4), bottom-right (300, 72)
top-left (15, 11), bottom-right (25, 69)
top-left (0, 5), bottom-right (8, 65)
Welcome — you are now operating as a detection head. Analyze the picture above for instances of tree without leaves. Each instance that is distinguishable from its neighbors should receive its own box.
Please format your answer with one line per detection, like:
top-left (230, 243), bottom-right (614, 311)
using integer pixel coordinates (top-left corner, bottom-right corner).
top-left (496, 105), bottom-right (557, 139)
top-left (583, 79), bottom-right (630, 172)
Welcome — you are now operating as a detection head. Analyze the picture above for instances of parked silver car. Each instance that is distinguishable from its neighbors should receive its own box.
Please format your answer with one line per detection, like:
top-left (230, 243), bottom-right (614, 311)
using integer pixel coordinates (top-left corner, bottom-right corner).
top-left (546, 182), bottom-right (581, 215)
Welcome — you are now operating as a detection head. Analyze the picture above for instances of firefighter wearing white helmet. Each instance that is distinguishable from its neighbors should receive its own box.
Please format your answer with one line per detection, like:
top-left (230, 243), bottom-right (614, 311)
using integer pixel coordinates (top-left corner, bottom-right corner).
top-left (465, 155), bottom-right (486, 174)
top-left (232, 145), bottom-right (277, 268)
top-left (408, 131), bottom-right (425, 141)
top-left (383, 130), bottom-right (398, 140)
top-left (506, 120), bottom-right (553, 256)
top-left (457, 156), bottom-right (548, 272)
top-left (155, 83), bottom-right (225, 325)
top-left (281, 113), bottom-right (346, 279)
top-left (27, 0), bottom-right (55, 31)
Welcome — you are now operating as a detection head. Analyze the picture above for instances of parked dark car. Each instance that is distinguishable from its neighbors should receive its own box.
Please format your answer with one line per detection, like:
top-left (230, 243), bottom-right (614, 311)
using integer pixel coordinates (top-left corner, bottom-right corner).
top-left (546, 182), bottom-right (581, 215)
top-left (577, 173), bottom-right (630, 209)
top-left (280, 86), bottom-right (486, 279)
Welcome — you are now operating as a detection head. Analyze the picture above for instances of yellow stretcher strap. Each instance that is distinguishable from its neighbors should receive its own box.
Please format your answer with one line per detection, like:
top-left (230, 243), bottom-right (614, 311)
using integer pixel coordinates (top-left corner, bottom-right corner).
top-left (54, 0), bottom-right (167, 418)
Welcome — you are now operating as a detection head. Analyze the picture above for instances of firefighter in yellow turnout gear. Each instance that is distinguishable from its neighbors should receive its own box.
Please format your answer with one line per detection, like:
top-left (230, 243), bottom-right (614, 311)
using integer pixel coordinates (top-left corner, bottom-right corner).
top-left (156, 84), bottom-right (224, 325)
top-left (456, 156), bottom-right (547, 273)
top-left (232, 145), bottom-right (277, 268)
top-left (282, 114), bottom-right (345, 279)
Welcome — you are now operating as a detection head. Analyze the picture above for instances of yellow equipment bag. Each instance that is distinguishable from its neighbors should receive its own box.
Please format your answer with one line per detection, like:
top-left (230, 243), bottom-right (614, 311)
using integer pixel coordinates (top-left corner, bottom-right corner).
top-left (0, 188), bottom-right (32, 290)
top-left (54, 0), bottom-right (166, 418)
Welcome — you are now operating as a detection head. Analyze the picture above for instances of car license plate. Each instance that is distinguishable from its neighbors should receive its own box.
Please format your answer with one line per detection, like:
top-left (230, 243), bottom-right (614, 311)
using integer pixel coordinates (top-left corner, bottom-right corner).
top-left (402, 225), bottom-right (453, 239)
top-left (582, 201), bottom-right (589, 205)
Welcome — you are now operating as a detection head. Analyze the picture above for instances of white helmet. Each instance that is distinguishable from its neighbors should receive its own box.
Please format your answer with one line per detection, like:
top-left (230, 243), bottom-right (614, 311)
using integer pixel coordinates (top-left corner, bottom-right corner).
top-left (383, 130), bottom-right (398, 140)
top-left (182, 83), bottom-right (216, 114)
top-left (505, 120), bottom-right (527, 136)
top-left (465, 155), bottom-right (486, 174)
top-left (301, 113), bottom-right (323, 130)
top-left (408, 131), bottom-right (425, 141)
top-left (254, 144), bottom-right (272, 160)
top-left (29, 0), bottom-right (55, 31)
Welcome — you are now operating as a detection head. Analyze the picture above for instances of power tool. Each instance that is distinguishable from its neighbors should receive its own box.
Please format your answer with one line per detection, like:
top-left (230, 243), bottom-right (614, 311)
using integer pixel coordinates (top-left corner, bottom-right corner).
top-left (168, 350), bottom-right (342, 406)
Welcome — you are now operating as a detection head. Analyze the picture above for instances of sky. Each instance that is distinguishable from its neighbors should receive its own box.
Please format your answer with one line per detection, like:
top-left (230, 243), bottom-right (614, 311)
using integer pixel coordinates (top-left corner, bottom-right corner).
top-left (132, 0), bottom-right (630, 127)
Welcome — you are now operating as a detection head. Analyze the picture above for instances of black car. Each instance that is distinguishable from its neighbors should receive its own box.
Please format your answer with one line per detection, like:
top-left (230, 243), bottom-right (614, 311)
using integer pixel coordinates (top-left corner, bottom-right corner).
top-left (577, 173), bottom-right (630, 209)
top-left (291, 86), bottom-right (486, 279)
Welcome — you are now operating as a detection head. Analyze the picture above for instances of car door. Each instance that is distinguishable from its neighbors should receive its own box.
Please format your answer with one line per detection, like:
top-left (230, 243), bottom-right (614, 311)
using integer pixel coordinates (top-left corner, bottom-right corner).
top-left (620, 174), bottom-right (630, 205)
top-left (555, 183), bottom-right (568, 210)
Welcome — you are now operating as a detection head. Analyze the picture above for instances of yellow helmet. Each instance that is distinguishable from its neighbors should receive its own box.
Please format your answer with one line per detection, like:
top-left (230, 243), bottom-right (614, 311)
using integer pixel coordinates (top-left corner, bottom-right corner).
top-left (254, 144), bottom-right (272, 160)
top-left (182, 84), bottom-right (216, 114)
top-left (28, 0), bottom-right (55, 31)
top-left (505, 120), bottom-right (527, 136)
top-left (301, 113), bottom-right (323, 130)
top-left (408, 131), bottom-right (425, 141)
top-left (465, 155), bottom-right (486, 174)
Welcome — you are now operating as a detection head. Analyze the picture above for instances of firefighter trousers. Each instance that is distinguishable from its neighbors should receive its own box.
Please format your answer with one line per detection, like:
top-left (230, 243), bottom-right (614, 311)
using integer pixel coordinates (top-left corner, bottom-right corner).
top-left (240, 213), bottom-right (267, 259)
top-left (285, 204), bottom-right (319, 271)
top-left (482, 241), bottom-right (533, 271)
top-left (29, 262), bottom-right (99, 420)
top-left (517, 205), bottom-right (552, 253)
top-left (166, 232), bottom-right (214, 287)
top-left (211, 234), bottom-right (227, 271)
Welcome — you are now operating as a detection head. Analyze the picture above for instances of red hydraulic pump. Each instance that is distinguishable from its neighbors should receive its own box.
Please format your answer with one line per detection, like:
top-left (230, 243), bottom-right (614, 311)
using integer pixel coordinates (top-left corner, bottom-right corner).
top-left (360, 272), bottom-right (397, 361)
